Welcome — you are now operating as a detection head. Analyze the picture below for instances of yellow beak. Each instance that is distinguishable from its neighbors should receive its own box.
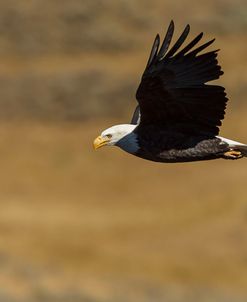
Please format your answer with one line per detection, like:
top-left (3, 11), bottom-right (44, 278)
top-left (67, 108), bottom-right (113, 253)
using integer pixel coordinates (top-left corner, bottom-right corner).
top-left (93, 135), bottom-right (110, 150)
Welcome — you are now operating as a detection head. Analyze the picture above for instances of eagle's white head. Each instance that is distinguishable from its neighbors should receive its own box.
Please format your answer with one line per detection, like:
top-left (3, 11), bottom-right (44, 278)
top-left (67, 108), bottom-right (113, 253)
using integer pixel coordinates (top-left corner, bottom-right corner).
top-left (93, 124), bottom-right (139, 154)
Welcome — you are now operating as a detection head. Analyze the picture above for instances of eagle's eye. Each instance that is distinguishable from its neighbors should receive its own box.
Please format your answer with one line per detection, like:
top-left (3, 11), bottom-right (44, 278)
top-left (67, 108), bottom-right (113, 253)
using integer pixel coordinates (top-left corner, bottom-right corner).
top-left (106, 134), bottom-right (112, 139)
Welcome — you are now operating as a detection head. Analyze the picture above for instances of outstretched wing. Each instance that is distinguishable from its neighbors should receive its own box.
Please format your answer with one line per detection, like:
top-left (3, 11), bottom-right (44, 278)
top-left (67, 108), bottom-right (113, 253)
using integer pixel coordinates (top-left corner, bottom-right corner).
top-left (136, 21), bottom-right (228, 135)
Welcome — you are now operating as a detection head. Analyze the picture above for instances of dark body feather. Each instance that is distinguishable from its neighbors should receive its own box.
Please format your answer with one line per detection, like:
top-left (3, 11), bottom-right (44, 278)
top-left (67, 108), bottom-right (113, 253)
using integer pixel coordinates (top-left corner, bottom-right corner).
top-left (135, 126), bottom-right (228, 162)
top-left (134, 21), bottom-right (230, 162)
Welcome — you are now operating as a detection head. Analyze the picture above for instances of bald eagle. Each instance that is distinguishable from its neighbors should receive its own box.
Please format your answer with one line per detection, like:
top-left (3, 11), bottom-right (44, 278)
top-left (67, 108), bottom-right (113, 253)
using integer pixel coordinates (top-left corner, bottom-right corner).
top-left (93, 21), bottom-right (247, 162)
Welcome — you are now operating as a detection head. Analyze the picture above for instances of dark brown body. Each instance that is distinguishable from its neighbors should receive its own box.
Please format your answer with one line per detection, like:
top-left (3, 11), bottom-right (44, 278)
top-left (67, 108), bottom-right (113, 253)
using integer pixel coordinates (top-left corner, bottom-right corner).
top-left (134, 126), bottom-right (229, 163)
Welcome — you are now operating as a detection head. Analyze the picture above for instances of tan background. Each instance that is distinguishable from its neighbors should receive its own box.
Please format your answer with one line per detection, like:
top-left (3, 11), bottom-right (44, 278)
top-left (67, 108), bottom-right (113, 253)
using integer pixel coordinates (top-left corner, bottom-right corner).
top-left (1, 0), bottom-right (247, 301)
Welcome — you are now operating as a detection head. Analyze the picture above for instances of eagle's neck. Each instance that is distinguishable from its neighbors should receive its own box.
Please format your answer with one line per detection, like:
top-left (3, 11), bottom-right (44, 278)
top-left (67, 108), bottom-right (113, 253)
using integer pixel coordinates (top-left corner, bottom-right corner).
top-left (115, 125), bottom-right (139, 154)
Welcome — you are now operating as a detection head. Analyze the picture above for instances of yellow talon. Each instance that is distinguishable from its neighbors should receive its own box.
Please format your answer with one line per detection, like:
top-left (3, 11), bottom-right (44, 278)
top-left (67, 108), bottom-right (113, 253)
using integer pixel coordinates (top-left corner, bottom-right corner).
top-left (223, 150), bottom-right (242, 159)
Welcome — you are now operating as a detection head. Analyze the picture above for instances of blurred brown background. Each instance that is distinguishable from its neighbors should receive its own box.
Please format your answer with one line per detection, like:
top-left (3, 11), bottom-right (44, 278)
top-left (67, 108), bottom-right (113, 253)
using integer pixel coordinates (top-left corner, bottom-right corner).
top-left (1, 0), bottom-right (247, 301)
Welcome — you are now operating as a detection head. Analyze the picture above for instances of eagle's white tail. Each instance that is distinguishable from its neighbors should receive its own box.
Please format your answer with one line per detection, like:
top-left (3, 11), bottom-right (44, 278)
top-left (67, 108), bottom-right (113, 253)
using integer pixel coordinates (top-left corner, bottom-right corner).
top-left (233, 145), bottom-right (247, 157)
top-left (218, 136), bottom-right (247, 158)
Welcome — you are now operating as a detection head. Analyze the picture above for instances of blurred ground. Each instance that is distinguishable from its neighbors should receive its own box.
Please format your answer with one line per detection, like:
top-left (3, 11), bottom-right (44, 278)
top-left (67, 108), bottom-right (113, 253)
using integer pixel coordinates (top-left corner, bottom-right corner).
top-left (0, 0), bottom-right (247, 301)
top-left (1, 119), bottom-right (247, 302)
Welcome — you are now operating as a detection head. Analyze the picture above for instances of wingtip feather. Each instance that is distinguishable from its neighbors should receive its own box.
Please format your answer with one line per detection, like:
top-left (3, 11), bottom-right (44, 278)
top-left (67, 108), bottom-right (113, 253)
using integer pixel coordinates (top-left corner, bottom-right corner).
top-left (145, 34), bottom-right (160, 69)
top-left (156, 21), bottom-right (175, 60)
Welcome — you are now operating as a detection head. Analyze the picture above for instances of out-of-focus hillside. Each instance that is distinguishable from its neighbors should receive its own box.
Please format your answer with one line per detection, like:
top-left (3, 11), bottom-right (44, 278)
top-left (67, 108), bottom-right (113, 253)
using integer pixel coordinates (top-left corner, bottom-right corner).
top-left (0, 0), bottom-right (246, 120)
top-left (1, 0), bottom-right (247, 56)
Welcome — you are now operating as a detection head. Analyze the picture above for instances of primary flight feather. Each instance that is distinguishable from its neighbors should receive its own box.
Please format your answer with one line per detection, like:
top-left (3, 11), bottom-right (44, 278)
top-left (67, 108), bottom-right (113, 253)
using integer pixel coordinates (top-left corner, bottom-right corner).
top-left (93, 21), bottom-right (247, 162)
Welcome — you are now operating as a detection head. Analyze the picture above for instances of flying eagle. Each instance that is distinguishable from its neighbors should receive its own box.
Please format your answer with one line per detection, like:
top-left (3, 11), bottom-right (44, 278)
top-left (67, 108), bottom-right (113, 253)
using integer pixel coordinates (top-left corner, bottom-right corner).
top-left (93, 21), bottom-right (247, 162)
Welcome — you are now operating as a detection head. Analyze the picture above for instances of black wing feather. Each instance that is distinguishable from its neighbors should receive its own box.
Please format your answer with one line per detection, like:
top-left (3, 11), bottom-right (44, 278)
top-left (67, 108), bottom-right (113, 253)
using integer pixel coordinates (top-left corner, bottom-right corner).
top-left (136, 22), bottom-right (227, 136)
top-left (156, 20), bottom-right (175, 60)
top-left (146, 34), bottom-right (160, 69)
top-left (130, 105), bottom-right (141, 124)
top-left (175, 32), bottom-right (204, 57)
top-left (165, 24), bottom-right (190, 58)
top-left (187, 39), bottom-right (216, 56)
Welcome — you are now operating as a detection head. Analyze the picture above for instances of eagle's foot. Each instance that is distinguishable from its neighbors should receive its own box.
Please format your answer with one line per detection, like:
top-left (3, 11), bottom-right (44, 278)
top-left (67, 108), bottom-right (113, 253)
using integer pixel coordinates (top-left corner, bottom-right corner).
top-left (223, 150), bottom-right (243, 159)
